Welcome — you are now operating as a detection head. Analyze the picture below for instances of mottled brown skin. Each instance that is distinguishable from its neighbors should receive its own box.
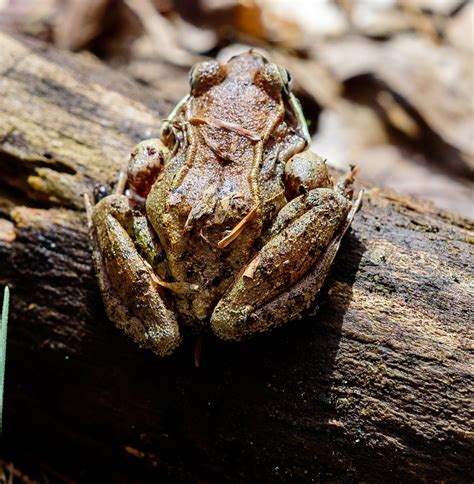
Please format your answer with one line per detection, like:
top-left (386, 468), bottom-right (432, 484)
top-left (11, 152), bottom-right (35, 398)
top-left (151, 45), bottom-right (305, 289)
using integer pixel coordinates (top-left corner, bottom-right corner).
top-left (90, 52), bottom-right (360, 356)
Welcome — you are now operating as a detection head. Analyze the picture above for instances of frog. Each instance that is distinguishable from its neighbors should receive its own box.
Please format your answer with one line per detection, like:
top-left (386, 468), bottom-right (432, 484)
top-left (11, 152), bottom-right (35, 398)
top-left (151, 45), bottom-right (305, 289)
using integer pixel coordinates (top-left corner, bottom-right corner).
top-left (85, 52), bottom-right (362, 357)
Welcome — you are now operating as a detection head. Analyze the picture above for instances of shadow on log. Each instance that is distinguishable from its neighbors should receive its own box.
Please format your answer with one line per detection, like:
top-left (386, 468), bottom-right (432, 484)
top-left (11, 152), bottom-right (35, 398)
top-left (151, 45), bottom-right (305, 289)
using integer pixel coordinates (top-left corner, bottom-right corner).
top-left (0, 33), bottom-right (472, 483)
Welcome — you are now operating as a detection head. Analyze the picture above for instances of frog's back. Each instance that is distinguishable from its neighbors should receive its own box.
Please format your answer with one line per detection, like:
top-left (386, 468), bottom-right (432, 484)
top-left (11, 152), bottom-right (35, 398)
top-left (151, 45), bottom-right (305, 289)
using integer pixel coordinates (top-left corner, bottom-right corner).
top-left (147, 53), bottom-right (303, 324)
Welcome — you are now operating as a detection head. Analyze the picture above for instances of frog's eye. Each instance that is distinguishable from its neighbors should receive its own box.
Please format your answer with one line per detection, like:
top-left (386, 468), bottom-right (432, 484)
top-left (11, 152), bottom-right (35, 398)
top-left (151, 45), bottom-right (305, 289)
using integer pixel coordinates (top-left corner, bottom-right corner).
top-left (189, 60), bottom-right (227, 96)
top-left (277, 67), bottom-right (293, 94)
top-left (278, 67), bottom-right (289, 85)
top-left (254, 63), bottom-right (286, 98)
top-left (284, 69), bottom-right (293, 88)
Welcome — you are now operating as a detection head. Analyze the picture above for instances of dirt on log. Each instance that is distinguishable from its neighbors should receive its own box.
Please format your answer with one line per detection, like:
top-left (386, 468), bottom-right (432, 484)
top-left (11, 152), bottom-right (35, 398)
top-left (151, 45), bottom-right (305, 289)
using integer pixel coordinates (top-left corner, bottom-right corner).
top-left (0, 33), bottom-right (472, 483)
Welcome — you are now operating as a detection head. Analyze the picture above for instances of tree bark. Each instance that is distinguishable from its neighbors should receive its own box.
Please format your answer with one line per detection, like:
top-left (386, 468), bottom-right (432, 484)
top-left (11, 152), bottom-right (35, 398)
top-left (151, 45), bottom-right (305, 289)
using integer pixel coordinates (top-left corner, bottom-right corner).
top-left (0, 32), bottom-right (472, 483)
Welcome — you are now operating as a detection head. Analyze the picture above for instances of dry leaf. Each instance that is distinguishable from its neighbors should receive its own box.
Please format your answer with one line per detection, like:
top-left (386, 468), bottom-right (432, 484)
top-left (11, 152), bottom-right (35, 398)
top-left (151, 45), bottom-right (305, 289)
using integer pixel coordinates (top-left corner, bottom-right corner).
top-left (350, 1), bottom-right (414, 37)
top-left (357, 144), bottom-right (474, 218)
top-left (256, 0), bottom-right (348, 44)
top-left (315, 35), bottom-right (474, 174)
top-left (311, 99), bottom-right (389, 170)
top-left (445, 1), bottom-right (474, 54)
top-left (402, 0), bottom-right (464, 15)
top-left (54, 0), bottom-right (112, 50)
top-left (125, 0), bottom-right (200, 67)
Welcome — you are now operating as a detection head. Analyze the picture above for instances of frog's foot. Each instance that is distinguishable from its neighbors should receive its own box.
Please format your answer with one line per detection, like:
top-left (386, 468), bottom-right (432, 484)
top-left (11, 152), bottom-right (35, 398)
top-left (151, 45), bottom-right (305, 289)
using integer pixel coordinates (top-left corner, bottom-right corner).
top-left (210, 188), bottom-right (362, 341)
top-left (90, 194), bottom-right (181, 356)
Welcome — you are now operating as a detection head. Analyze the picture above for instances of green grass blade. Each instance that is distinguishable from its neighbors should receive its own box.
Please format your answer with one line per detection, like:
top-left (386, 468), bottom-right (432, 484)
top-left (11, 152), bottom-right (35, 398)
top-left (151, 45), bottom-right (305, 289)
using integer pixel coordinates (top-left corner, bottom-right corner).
top-left (0, 286), bottom-right (10, 436)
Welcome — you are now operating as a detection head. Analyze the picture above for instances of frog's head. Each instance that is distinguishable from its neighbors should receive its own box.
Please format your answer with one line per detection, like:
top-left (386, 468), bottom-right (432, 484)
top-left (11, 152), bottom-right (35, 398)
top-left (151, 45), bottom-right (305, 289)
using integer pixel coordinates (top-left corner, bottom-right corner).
top-left (187, 52), bottom-right (308, 147)
top-left (189, 51), bottom-right (293, 100)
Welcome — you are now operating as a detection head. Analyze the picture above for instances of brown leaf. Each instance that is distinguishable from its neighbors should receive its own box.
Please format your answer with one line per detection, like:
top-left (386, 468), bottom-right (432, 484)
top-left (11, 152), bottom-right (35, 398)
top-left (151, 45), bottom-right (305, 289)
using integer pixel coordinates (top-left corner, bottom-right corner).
top-left (54, 0), bottom-right (113, 51)
top-left (315, 35), bottom-right (474, 175)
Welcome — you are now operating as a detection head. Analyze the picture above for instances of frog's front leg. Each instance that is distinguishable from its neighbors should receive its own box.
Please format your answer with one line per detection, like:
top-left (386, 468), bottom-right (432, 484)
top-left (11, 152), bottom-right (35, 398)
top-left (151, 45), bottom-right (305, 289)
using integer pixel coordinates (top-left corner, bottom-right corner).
top-left (88, 139), bottom-right (181, 357)
top-left (284, 151), bottom-right (333, 200)
top-left (283, 150), bottom-right (358, 202)
top-left (125, 138), bottom-right (169, 200)
top-left (211, 186), bottom-right (360, 341)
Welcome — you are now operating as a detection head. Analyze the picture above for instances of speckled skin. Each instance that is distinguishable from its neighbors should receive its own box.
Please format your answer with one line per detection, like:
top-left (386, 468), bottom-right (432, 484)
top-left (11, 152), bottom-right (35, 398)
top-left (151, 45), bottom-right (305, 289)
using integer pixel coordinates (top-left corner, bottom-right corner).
top-left (89, 53), bottom-right (359, 356)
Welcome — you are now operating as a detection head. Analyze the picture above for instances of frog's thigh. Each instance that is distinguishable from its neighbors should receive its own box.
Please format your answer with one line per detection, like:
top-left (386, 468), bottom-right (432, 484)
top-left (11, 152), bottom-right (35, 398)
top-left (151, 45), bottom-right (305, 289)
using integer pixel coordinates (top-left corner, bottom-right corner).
top-left (210, 189), bottom-right (351, 341)
top-left (91, 195), bottom-right (181, 356)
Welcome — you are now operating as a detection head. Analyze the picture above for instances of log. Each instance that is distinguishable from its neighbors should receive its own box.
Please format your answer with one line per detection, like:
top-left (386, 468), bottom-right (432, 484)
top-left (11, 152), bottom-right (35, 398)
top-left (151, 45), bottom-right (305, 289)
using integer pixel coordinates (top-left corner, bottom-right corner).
top-left (0, 32), bottom-right (472, 483)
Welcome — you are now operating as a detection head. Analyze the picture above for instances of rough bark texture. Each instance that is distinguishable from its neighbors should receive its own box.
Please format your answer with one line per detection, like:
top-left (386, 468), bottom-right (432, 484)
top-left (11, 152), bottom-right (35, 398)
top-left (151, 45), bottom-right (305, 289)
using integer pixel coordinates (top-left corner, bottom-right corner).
top-left (0, 33), bottom-right (472, 483)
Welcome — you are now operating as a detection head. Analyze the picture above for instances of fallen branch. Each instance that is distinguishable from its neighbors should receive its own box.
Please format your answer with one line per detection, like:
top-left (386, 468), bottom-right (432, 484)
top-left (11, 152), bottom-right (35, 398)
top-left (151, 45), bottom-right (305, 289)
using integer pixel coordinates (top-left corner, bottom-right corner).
top-left (0, 33), bottom-right (472, 483)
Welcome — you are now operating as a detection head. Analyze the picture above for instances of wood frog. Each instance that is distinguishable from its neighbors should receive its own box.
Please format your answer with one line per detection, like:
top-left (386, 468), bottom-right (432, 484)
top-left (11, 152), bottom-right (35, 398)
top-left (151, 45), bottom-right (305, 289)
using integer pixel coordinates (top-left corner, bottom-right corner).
top-left (86, 52), bottom-right (362, 357)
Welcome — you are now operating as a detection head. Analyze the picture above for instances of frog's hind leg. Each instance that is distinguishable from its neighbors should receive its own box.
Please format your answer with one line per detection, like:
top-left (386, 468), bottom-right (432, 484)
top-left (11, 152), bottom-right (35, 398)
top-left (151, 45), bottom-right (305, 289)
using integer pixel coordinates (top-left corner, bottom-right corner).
top-left (89, 194), bottom-right (181, 356)
top-left (210, 189), bottom-right (362, 341)
top-left (232, 190), bottom-right (363, 333)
